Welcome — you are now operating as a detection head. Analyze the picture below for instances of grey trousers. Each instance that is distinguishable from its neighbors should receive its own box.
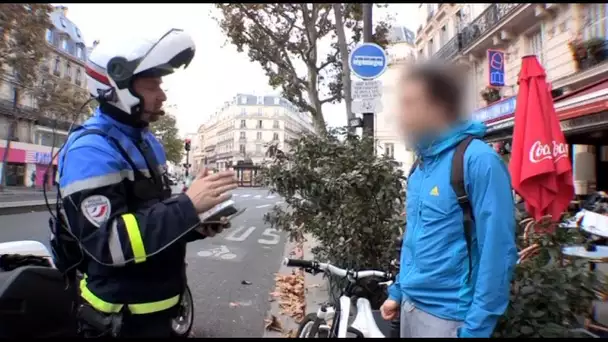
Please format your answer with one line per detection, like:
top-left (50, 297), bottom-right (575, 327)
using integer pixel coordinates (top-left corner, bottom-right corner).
top-left (400, 299), bottom-right (463, 338)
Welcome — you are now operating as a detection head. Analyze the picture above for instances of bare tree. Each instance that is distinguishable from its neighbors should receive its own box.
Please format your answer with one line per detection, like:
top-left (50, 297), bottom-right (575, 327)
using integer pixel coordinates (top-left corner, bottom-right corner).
top-left (215, 4), bottom-right (390, 134)
top-left (0, 4), bottom-right (52, 189)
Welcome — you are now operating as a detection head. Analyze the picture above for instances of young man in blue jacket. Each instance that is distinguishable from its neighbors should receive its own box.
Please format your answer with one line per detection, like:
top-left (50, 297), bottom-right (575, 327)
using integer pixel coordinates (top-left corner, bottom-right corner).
top-left (380, 63), bottom-right (518, 338)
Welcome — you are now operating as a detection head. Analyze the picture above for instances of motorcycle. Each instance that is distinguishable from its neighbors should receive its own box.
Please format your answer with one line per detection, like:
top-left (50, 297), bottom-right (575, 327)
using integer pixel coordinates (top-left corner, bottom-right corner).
top-left (0, 240), bottom-right (194, 338)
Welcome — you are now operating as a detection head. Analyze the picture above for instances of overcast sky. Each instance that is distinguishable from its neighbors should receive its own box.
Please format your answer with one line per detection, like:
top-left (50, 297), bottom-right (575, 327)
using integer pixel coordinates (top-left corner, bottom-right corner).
top-left (60, 4), bottom-right (420, 136)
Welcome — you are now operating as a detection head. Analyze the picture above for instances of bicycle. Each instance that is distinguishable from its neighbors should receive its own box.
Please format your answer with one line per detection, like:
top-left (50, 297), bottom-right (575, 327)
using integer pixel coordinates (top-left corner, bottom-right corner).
top-left (283, 258), bottom-right (395, 338)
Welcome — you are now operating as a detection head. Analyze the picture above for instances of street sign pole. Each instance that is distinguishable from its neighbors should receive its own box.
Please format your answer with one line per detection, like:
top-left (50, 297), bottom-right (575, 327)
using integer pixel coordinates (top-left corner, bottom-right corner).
top-left (362, 3), bottom-right (374, 142)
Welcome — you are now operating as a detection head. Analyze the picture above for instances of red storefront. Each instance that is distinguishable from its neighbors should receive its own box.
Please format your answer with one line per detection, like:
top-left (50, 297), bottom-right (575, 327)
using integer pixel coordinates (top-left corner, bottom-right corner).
top-left (0, 146), bottom-right (58, 187)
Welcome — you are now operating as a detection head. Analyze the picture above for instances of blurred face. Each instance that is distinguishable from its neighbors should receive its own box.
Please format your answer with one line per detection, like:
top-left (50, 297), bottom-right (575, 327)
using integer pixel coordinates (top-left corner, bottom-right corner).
top-left (397, 77), bottom-right (445, 143)
top-left (132, 76), bottom-right (167, 123)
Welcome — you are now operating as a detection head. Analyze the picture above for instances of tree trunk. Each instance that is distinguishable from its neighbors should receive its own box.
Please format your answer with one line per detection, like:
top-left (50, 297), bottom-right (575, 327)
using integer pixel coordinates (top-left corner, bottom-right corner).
top-left (0, 120), bottom-right (16, 191)
top-left (333, 3), bottom-right (354, 129)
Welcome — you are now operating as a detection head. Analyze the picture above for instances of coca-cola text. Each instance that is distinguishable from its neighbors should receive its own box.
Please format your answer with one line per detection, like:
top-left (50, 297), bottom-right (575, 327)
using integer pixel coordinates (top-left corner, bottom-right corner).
top-left (529, 140), bottom-right (568, 164)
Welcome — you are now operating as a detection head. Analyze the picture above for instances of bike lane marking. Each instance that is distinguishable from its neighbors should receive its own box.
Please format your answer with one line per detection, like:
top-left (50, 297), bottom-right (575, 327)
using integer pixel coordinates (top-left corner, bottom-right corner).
top-left (196, 244), bottom-right (245, 262)
top-left (224, 225), bottom-right (257, 242)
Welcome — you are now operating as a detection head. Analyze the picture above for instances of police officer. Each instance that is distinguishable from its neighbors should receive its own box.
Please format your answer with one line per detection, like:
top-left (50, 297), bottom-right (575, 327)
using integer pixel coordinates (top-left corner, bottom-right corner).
top-left (54, 29), bottom-right (237, 338)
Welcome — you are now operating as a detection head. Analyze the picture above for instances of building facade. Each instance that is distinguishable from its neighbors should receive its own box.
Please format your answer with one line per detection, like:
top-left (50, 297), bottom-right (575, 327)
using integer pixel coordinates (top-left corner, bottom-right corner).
top-left (416, 3), bottom-right (608, 194)
top-left (376, 26), bottom-right (417, 173)
top-left (197, 94), bottom-right (315, 171)
top-left (0, 5), bottom-right (89, 187)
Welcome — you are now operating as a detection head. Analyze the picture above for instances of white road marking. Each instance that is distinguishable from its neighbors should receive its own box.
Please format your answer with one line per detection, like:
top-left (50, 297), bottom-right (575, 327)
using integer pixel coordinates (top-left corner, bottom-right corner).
top-left (225, 225), bottom-right (257, 242)
top-left (254, 195), bottom-right (262, 199)
top-left (266, 195), bottom-right (275, 199)
top-left (241, 194), bottom-right (251, 198)
top-left (197, 245), bottom-right (237, 260)
top-left (256, 204), bottom-right (271, 209)
top-left (258, 228), bottom-right (281, 245)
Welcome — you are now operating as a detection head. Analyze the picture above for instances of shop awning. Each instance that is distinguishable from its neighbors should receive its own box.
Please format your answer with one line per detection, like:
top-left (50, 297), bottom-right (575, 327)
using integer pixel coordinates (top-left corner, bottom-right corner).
top-left (554, 78), bottom-right (608, 120)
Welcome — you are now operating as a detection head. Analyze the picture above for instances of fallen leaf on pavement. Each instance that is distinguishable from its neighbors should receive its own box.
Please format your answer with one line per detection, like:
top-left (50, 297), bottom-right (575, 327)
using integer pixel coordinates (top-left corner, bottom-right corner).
top-left (264, 315), bottom-right (283, 332)
top-left (283, 329), bottom-right (297, 338)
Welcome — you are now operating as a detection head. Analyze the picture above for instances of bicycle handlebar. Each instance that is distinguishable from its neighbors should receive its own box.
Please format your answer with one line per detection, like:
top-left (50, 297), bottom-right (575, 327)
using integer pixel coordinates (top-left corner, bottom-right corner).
top-left (283, 258), bottom-right (391, 280)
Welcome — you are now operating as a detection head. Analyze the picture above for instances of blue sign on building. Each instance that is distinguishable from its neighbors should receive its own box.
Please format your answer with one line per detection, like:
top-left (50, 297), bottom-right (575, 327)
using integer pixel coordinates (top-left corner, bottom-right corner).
top-left (35, 152), bottom-right (52, 165)
top-left (349, 43), bottom-right (388, 80)
top-left (487, 49), bottom-right (505, 87)
top-left (471, 96), bottom-right (517, 123)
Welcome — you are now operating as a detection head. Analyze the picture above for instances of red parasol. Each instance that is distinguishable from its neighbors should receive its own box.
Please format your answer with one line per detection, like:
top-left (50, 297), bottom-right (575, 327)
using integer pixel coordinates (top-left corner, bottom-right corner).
top-left (509, 55), bottom-right (574, 222)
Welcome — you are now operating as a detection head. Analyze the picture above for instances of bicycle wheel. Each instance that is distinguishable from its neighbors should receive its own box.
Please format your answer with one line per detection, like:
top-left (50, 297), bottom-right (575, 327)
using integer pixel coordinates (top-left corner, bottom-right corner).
top-left (296, 313), bottom-right (329, 338)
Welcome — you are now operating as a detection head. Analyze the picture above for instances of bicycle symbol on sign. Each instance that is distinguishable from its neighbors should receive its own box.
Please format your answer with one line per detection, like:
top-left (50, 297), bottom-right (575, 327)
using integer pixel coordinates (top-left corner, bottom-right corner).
top-left (197, 245), bottom-right (237, 260)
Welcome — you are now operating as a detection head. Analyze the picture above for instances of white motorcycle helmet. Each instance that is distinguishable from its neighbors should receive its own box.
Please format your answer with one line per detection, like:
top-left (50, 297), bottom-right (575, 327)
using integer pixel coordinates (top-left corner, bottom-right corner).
top-left (85, 28), bottom-right (195, 116)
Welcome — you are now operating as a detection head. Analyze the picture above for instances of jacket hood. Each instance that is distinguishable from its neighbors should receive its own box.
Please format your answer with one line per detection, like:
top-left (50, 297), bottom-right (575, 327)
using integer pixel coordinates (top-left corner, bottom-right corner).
top-left (415, 120), bottom-right (487, 158)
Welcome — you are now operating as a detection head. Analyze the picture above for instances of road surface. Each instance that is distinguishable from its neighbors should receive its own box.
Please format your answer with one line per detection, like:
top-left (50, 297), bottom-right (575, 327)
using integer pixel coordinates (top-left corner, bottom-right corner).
top-left (0, 188), bottom-right (287, 338)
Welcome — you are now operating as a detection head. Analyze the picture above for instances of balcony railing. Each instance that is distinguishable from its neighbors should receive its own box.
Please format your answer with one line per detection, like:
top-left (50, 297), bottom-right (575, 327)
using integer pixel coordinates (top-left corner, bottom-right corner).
top-left (435, 34), bottom-right (462, 61)
top-left (0, 99), bottom-right (38, 120)
top-left (459, 3), bottom-right (522, 51)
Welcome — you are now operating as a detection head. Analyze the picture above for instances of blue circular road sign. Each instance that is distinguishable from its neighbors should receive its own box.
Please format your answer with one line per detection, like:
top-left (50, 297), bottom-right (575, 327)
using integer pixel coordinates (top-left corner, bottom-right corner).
top-left (348, 43), bottom-right (388, 80)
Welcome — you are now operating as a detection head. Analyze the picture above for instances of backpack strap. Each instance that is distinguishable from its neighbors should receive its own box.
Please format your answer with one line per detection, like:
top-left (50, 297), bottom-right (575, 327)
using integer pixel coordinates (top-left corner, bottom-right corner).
top-left (450, 136), bottom-right (476, 283)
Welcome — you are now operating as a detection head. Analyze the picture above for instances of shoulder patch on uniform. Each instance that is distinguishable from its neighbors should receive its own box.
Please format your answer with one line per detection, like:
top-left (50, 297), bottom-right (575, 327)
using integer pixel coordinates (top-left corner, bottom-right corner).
top-left (81, 195), bottom-right (112, 228)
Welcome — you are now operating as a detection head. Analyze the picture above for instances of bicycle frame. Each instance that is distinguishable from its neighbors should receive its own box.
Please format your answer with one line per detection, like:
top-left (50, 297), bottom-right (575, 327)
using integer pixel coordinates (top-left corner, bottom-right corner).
top-left (314, 294), bottom-right (386, 338)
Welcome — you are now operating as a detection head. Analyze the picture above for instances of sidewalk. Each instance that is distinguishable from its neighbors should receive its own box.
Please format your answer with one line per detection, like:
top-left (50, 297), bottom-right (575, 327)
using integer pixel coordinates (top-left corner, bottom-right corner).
top-left (263, 234), bottom-right (329, 338)
top-left (0, 187), bottom-right (57, 203)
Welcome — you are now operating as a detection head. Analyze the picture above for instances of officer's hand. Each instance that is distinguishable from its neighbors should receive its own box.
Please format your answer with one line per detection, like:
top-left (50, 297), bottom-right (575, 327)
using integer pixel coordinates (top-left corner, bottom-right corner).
top-left (185, 168), bottom-right (237, 214)
top-left (196, 216), bottom-right (231, 237)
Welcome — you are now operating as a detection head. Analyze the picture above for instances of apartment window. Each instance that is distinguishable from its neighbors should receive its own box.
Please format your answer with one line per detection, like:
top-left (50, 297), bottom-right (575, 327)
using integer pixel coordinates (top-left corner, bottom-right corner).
top-left (440, 26), bottom-right (448, 47)
top-left (384, 143), bottom-right (395, 158)
top-left (273, 120), bottom-right (280, 129)
top-left (256, 132), bottom-right (262, 140)
top-left (527, 30), bottom-right (543, 65)
top-left (427, 39), bottom-right (434, 57)
top-left (583, 4), bottom-right (608, 40)
top-left (240, 96), bottom-right (247, 104)
top-left (76, 45), bottom-right (84, 60)
top-left (274, 108), bottom-right (280, 116)
top-left (273, 132), bottom-right (279, 141)
top-left (256, 96), bottom-right (264, 105)
top-left (53, 57), bottom-right (61, 75)
top-left (240, 107), bottom-right (246, 116)
top-left (454, 10), bottom-right (462, 32)
top-left (239, 131), bottom-right (246, 139)
top-left (45, 29), bottom-right (53, 43)
top-left (239, 144), bottom-right (246, 154)
top-left (75, 68), bottom-right (81, 82)
top-left (273, 97), bottom-right (280, 105)
top-left (240, 119), bottom-right (246, 128)
top-left (257, 107), bottom-right (263, 115)
top-left (65, 62), bottom-right (72, 79)
top-left (257, 120), bottom-right (263, 129)
top-left (61, 38), bottom-right (68, 51)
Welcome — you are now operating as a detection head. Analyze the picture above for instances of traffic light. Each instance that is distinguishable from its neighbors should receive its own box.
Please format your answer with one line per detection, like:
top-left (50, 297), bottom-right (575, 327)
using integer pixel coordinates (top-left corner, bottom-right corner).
top-left (184, 139), bottom-right (191, 151)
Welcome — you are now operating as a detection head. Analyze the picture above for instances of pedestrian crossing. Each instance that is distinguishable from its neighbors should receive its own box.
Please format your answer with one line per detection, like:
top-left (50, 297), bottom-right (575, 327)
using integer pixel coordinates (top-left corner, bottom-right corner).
top-left (232, 192), bottom-right (283, 207)
top-left (232, 193), bottom-right (276, 200)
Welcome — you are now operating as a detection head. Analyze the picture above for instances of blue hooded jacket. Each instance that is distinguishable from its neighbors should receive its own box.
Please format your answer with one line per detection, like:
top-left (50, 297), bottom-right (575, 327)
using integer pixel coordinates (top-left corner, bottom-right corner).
top-left (388, 120), bottom-right (518, 338)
